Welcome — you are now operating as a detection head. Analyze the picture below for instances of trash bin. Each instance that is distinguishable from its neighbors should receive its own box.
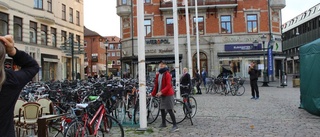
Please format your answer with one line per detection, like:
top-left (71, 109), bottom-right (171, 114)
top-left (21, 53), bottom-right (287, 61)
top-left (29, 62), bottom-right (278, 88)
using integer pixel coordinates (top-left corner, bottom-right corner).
top-left (293, 74), bottom-right (300, 87)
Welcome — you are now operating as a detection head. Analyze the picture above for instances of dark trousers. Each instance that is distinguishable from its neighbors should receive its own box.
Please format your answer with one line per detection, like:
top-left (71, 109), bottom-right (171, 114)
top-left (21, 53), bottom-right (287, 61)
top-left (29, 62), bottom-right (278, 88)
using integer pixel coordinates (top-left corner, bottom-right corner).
top-left (196, 82), bottom-right (201, 93)
top-left (250, 80), bottom-right (259, 98)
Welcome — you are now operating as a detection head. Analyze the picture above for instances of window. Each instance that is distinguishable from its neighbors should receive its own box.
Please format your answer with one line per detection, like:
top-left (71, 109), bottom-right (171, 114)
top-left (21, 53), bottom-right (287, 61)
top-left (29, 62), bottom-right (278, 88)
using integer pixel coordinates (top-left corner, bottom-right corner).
top-left (69, 8), bottom-right (73, 23)
top-left (116, 52), bottom-right (120, 56)
top-left (34, 0), bottom-right (43, 9)
top-left (112, 61), bottom-right (115, 65)
top-left (144, 19), bottom-right (152, 37)
top-left (61, 30), bottom-right (67, 44)
top-left (166, 18), bottom-right (174, 36)
top-left (29, 21), bottom-right (37, 44)
top-left (84, 41), bottom-right (87, 47)
top-left (14, 16), bottom-right (23, 41)
top-left (247, 14), bottom-right (258, 33)
top-left (107, 53), bottom-right (110, 56)
top-left (47, 0), bottom-right (52, 12)
top-left (117, 60), bottom-right (120, 65)
top-left (76, 35), bottom-right (81, 46)
top-left (76, 11), bottom-right (80, 25)
top-left (193, 16), bottom-right (204, 35)
top-left (144, 0), bottom-right (151, 3)
top-left (122, 0), bottom-right (127, 5)
top-left (112, 52), bottom-right (115, 56)
top-left (0, 12), bottom-right (8, 36)
top-left (51, 28), bottom-right (56, 47)
top-left (41, 24), bottom-right (48, 45)
top-left (109, 44), bottom-right (114, 50)
top-left (118, 44), bottom-right (121, 49)
top-left (62, 4), bottom-right (66, 20)
top-left (220, 15), bottom-right (232, 33)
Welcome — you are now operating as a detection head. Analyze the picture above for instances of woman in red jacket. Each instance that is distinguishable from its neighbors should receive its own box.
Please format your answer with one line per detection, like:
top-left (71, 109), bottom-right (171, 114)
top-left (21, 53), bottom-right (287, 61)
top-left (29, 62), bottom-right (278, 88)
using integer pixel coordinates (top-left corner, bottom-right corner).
top-left (151, 61), bottom-right (179, 133)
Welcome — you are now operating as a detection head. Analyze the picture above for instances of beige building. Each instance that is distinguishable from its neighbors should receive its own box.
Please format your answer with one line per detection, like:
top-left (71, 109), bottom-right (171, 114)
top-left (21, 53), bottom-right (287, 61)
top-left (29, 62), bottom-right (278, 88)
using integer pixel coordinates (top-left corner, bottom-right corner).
top-left (0, 0), bottom-right (85, 81)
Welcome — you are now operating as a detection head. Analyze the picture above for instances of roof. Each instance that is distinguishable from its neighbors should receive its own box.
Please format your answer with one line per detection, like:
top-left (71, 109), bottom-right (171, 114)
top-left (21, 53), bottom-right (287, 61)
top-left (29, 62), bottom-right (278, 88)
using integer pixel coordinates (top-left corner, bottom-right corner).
top-left (84, 26), bottom-right (101, 36)
top-left (104, 36), bottom-right (121, 43)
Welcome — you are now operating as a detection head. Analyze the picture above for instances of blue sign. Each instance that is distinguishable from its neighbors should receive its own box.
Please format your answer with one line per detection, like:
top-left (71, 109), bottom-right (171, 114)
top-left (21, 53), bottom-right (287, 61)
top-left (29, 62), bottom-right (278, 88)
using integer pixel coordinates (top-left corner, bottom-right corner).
top-left (267, 42), bottom-right (273, 75)
top-left (225, 44), bottom-right (262, 51)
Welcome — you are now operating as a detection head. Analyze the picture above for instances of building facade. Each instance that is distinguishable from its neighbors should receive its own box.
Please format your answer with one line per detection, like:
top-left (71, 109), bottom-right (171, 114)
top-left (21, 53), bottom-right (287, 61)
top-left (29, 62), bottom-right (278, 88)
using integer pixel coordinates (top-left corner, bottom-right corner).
top-left (117, 0), bottom-right (285, 79)
top-left (104, 36), bottom-right (121, 77)
top-left (282, 3), bottom-right (320, 74)
top-left (0, 0), bottom-right (85, 81)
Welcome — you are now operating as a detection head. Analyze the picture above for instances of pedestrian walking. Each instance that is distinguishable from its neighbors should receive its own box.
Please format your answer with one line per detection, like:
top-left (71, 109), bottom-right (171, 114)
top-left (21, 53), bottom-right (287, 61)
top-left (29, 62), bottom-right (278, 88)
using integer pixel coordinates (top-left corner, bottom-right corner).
top-left (0, 35), bottom-right (39, 136)
top-left (151, 61), bottom-right (179, 133)
top-left (201, 68), bottom-right (207, 87)
top-left (180, 67), bottom-right (191, 95)
top-left (248, 62), bottom-right (259, 100)
top-left (194, 69), bottom-right (202, 94)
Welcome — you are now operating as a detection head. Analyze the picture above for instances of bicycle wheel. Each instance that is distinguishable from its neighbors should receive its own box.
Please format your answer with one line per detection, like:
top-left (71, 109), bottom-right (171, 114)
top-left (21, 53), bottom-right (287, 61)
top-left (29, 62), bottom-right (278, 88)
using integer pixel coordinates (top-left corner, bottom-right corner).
top-left (64, 121), bottom-right (89, 137)
top-left (133, 100), bottom-right (140, 124)
top-left (230, 85), bottom-right (237, 96)
top-left (115, 100), bottom-right (126, 124)
top-left (166, 99), bottom-right (186, 124)
top-left (187, 96), bottom-right (197, 118)
top-left (100, 114), bottom-right (124, 137)
top-left (236, 85), bottom-right (245, 96)
top-left (146, 97), bottom-right (160, 124)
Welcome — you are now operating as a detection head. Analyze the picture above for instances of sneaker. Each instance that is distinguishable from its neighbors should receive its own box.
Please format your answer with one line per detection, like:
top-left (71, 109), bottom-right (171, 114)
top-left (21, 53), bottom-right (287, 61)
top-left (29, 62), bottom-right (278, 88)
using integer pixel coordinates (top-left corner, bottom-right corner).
top-left (255, 97), bottom-right (259, 100)
top-left (251, 97), bottom-right (256, 99)
top-left (159, 123), bottom-right (167, 128)
top-left (170, 125), bottom-right (179, 133)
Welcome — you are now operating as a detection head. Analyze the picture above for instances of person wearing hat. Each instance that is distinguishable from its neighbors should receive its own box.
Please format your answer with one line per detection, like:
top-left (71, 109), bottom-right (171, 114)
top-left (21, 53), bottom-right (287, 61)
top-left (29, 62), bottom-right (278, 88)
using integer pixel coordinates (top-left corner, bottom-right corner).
top-left (151, 60), bottom-right (179, 133)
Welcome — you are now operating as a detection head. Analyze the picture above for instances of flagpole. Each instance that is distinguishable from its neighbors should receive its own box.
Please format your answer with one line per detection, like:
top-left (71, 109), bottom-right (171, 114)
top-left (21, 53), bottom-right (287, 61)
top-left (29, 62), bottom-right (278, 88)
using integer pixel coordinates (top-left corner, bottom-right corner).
top-left (195, 0), bottom-right (200, 73)
top-left (173, 0), bottom-right (181, 99)
top-left (137, 0), bottom-right (147, 129)
top-left (184, 0), bottom-right (192, 78)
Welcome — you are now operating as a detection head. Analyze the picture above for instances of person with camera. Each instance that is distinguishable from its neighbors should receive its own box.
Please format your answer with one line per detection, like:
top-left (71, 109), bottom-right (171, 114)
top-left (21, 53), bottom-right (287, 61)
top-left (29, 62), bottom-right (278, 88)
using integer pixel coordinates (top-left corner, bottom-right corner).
top-left (248, 61), bottom-right (259, 100)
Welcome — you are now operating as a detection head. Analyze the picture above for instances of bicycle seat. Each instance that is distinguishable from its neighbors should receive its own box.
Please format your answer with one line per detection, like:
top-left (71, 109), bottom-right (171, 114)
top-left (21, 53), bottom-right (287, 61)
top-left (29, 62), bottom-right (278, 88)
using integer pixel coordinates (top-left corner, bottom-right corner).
top-left (76, 103), bottom-right (88, 109)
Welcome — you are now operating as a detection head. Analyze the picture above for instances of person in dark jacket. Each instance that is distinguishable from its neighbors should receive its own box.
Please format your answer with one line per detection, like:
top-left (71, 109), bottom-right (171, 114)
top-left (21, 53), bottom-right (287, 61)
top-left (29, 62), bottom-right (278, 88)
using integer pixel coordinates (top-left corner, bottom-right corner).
top-left (201, 68), bottom-right (207, 87)
top-left (194, 69), bottom-right (202, 94)
top-left (180, 67), bottom-right (191, 94)
top-left (248, 62), bottom-right (259, 100)
top-left (0, 35), bottom-right (40, 136)
top-left (151, 61), bottom-right (178, 133)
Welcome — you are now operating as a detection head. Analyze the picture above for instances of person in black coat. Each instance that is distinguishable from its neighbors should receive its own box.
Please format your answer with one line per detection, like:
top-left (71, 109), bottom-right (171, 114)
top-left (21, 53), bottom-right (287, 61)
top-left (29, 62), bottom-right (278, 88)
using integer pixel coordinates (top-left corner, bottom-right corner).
top-left (180, 67), bottom-right (191, 94)
top-left (194, 69), bottom-right (202, 94)
top-left (248, 61), bottom-right (259, 100)
top-left (0, 35), bottom-right (40, 136)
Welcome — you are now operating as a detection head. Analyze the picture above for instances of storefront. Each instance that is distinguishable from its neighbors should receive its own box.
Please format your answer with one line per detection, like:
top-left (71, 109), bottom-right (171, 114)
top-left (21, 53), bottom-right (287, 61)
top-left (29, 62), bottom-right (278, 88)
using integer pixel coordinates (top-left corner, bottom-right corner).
top-left (41, 54), bottom-right (59, 81)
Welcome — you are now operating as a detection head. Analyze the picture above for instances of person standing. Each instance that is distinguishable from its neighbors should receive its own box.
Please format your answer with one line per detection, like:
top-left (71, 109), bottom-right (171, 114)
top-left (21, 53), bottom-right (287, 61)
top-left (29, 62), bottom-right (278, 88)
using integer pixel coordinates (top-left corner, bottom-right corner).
top-left (201, 68), bottom-right (207, 87)
top-left (180, 67), bottom-right (191, 95)
top-left (194, 69), bottom-right (202, 94)
top-left (248, 62), bottom-right (259, 100)
top-left (151, 61), bottom-right (179, 133)
top-left (0, 35), bottom-right (40, 136)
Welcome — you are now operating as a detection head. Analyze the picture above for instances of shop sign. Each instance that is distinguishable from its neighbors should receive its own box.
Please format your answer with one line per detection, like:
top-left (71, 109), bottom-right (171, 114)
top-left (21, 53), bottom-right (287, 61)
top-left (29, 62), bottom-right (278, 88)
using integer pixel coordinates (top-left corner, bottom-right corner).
top-left (145, 39), bottom-right (170, 45)
top-left (159, 48), bottom-right (173, 53)
top-left (145, 49), bottom-right (156, 53)
top-left (225, 44), bottom-right (262, 51)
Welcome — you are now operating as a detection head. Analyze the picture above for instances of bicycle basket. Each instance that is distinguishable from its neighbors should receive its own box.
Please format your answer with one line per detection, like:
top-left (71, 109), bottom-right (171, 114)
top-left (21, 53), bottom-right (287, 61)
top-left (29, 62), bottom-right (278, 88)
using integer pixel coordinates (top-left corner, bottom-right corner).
top-left (239, 79), bottom-right (245, 85)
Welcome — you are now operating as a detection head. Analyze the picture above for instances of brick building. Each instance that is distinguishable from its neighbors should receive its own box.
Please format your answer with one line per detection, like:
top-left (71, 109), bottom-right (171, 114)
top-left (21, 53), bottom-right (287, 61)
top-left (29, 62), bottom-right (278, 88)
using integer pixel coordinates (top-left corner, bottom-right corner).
top-left (117, 0), bottom-right (285, 78)
top-left (104, 36), bottom-right (122, 77)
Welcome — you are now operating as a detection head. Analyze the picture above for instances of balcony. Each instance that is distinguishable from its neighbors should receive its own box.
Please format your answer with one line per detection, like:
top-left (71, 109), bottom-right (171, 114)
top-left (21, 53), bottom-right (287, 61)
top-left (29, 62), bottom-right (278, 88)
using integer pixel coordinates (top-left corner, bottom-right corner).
top-left (117, 0), bottom-right (131, 17)
top-left (159, 0), bottom-right (237, 11)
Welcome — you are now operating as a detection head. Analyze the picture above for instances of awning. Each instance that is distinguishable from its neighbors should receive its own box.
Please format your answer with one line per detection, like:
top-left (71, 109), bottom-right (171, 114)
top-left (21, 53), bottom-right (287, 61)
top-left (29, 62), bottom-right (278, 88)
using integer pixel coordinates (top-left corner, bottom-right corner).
top-left (121, 54), bottom-right (183, 64)
top-left (43, 58), bottom-right (59, 63)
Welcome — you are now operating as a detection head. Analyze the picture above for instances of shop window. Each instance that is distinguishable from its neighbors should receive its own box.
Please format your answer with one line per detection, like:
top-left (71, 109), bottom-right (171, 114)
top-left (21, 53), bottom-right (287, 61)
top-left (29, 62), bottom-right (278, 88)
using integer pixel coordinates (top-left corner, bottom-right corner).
top-left (0, 12), bottom-right (8, 36)
top-left (14, 16), bottom-right (23, 41)
top-left (220, 15), bottom-right (232, 34)
top-left (247, 14), bottom-right (258, 33)
top-left (166, 18), bottom-right (174, 36)
top-left (30, 21), bottom-right (37, 44)
top-left (193, 16), bottom-right (204, 35)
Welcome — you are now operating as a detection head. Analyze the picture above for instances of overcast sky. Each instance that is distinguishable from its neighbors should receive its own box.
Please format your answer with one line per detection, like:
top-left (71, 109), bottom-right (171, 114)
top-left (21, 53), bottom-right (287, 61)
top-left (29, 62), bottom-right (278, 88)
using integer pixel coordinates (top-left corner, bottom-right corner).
top-left (84, 0), bottom-right (320, 37)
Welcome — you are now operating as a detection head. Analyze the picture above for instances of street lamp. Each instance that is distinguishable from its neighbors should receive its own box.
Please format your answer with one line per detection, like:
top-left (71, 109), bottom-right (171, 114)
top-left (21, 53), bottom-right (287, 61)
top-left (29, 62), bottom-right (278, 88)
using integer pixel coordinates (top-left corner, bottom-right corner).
top-left (261, 34), bottom-right (269, 86)
top-left (104, 40), bottom-right (109, 81)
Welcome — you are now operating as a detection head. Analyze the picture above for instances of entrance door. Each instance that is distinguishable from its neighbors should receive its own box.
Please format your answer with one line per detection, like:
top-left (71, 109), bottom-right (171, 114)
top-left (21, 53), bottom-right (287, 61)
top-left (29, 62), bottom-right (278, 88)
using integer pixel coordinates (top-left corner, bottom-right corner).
top-left (193, 52), bottom-right (208, 76)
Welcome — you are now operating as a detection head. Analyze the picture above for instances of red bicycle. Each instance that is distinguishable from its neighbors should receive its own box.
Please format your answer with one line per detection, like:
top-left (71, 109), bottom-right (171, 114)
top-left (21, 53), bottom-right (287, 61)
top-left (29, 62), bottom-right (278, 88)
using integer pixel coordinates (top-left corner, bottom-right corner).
top-left (63, 97), bottom-right (124, 137)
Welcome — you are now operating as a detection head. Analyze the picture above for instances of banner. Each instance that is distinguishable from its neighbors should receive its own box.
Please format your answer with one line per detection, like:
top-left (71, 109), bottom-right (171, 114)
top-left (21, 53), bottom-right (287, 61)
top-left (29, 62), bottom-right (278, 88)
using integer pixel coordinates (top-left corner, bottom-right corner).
top-left (224, 44), bottom-right (262, 51)
top-left (267, 42), bottom-right (273, 75)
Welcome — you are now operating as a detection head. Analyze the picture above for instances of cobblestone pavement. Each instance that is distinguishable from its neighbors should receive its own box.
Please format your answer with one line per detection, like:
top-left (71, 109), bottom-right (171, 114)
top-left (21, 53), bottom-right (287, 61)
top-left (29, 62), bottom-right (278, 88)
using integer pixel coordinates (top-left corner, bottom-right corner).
top-left (49, 76), bottom-right (320, 137)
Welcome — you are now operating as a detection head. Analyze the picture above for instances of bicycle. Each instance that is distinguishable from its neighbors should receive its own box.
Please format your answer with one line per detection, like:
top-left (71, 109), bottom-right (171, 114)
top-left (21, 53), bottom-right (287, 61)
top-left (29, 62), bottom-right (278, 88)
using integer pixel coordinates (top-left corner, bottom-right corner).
top-left (166, 92), bottom-right (197, 125)
top-left (230, 77), bottom-right (246, 96)
top-left (63, 97), bottom-right (124, 137)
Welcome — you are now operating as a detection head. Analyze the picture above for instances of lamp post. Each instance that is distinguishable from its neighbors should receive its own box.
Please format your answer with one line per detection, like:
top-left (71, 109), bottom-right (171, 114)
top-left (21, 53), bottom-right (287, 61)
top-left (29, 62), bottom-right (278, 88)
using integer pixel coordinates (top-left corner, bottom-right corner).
top-left (261, 34), bottom-right (269, 86)
top-left (104, 40), bottom-right (109, 81)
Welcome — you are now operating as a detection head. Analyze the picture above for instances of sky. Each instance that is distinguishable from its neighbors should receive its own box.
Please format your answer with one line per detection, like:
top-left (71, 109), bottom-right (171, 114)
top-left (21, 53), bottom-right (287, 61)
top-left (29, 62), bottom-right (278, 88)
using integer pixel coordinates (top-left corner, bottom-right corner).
top-left (84, 0), bottom-right (320, 37)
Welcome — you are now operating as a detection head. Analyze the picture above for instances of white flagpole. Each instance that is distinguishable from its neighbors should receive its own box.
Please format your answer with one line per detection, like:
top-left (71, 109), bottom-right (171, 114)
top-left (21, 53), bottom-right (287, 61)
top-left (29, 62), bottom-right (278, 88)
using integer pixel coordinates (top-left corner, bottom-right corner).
top-left (137, 0), bottom-right (147, 129)
top-left (195, 0), bottom-right (200, 73)
top-left (184, 0), bottom-right (192, 78)
top-left (173, 0), bottom-right (181, 99)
